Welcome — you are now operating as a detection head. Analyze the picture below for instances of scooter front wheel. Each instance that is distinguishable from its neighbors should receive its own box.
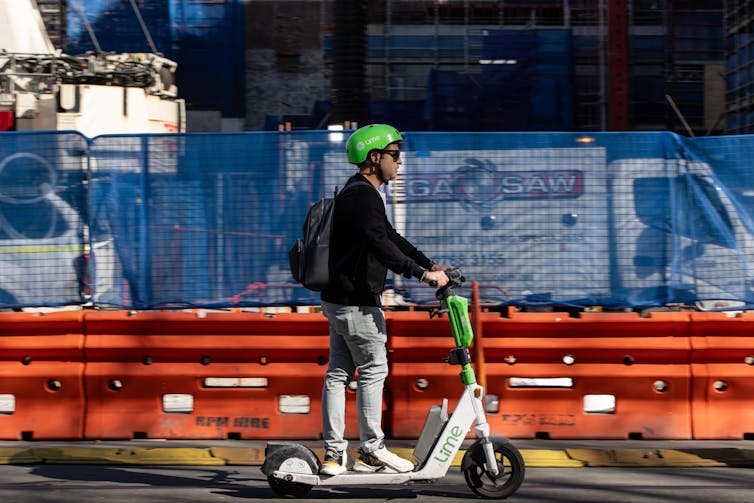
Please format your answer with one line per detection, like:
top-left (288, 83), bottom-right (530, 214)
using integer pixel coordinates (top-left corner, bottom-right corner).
top-left (462, 438), bottom-right (525, 499)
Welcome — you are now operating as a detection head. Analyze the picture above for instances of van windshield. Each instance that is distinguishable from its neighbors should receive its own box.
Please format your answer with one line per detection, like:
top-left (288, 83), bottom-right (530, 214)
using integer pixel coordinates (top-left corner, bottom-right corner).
top-left (633, 174), bottom-right (735, 248)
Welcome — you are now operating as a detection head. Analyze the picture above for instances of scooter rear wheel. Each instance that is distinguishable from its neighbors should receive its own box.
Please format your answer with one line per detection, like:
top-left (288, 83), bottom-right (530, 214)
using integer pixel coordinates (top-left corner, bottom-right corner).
top-left (263, 443), bottom-right (318, 498)
top-left (462, 438), bottom-right (525, 499)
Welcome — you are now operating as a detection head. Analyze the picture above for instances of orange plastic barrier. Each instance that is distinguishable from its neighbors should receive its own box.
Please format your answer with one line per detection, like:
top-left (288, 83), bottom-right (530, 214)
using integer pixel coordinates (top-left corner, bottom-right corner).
top-left (0, 311), bottom-right (85, 440)
top-left (481, 311), bottom-right (693, 439)
top-left (82, 310), bottom-right (363, 440)
top-left (388, 311), bottom-right (693, 439)
top-left (690, 312), bottom-right (754, 439)
top-left (385, 311), bottom-right (460, 438)
top-left (4, 307), bottom-right (748, 441)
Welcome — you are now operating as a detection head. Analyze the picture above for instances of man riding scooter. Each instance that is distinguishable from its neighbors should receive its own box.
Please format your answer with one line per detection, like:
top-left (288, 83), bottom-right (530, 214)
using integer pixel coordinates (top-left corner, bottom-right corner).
top-left (319, 124), bottom-right (451, 475)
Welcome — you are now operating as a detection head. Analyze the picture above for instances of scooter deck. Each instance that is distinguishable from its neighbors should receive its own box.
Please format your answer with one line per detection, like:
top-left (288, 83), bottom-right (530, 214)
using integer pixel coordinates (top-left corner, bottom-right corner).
top-left (272, 469), bottom-right (437, 486)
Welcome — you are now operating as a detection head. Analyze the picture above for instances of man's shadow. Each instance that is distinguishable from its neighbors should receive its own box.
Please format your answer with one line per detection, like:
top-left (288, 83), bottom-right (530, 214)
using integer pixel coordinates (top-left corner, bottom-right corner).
top-left (30, 464), bottom-right (266, 498)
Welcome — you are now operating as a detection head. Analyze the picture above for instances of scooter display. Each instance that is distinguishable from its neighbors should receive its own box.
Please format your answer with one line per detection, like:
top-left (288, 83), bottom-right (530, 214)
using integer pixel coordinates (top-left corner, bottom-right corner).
top-left (261, 268), bottom-right (525, 499)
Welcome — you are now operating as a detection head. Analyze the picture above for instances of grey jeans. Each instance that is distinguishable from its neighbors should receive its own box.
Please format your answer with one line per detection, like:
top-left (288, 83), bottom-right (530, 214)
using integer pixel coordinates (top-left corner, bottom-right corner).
top-left (321, 301), bottom-right (388, 454)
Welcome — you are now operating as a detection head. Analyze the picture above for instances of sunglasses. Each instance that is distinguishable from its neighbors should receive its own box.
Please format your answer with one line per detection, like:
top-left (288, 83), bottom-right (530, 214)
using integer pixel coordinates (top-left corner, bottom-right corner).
top-left (381, 149), bottom-right (401, 161)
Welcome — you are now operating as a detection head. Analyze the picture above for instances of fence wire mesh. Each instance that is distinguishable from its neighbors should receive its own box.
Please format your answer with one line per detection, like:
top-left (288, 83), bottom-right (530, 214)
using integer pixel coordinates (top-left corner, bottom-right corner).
top-left (1, 130), bottom-right (754, 310)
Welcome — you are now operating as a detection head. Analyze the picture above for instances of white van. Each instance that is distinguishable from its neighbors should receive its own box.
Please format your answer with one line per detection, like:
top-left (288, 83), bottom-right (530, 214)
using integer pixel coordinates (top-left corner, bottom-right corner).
top-left (0, 191), bottom-right (87, 306)
top-left (610, 158), bottom-right (754, 309)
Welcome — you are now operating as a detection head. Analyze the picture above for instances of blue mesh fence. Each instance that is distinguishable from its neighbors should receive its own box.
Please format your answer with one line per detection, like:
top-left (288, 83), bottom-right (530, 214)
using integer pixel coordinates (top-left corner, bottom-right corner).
top-left (2, 130), bottom-right (754, 310)
top-left (88, 132), bottom-right (287, 308)
top-left (0, 132), bottom-right (88, 308)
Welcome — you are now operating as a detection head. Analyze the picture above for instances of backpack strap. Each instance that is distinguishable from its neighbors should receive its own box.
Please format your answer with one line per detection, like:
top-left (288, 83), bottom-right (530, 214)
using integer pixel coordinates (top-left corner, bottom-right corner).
top-left (336, 179), bottom-right (373, 199)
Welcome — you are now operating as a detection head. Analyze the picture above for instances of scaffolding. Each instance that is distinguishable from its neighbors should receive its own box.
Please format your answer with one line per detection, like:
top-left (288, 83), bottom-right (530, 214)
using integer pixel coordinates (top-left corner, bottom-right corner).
top-left (725, 0), bottom-right (754, 134)
top-left (37, 0), bottom-right (67, 50)
top-left (663, 0), bottom-right (724, 136)
top-left (359, 1), bottom-right (592, 130)
top-left (362, 1), bottom-right (607, 131)
top-left (353, 0), bottom-right (725, 133)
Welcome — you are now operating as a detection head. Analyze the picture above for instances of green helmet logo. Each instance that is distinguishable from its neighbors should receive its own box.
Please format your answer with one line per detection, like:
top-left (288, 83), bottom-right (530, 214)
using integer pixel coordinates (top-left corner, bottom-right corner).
top-left (346, 124), bottom-right (403, 164)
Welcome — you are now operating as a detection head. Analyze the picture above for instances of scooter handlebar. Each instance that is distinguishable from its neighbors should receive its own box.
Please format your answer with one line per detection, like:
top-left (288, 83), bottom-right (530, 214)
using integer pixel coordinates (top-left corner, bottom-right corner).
top-left (428, 267), bottom-right (464, 288)
top-left (434, 267), bottom-right (465, 300)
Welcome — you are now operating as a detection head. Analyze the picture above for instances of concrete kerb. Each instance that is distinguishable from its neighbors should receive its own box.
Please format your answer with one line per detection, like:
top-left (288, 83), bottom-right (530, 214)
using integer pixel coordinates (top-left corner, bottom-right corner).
top-left (1, 443), bottom-right (753, 467)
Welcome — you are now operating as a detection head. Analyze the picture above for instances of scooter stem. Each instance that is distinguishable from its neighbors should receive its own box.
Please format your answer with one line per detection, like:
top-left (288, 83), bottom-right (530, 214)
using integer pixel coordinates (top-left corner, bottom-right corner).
top-left (442, 277), bottom-right (501, 478)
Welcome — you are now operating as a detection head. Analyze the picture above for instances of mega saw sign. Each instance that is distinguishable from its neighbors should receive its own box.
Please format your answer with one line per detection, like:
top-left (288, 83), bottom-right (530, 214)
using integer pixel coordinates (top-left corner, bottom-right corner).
top-left (393, 147), bottom-right (610, 303)
top-left (394, 164), bottom-right (584, 205)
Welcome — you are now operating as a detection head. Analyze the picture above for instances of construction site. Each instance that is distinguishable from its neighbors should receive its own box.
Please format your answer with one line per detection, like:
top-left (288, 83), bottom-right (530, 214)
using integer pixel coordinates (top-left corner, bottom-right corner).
top-left (1, 0), bottom-right (754, 436)
top-left (17, 1), bottom-right (742, 135)
top-left (246, 0), bottom-right (729, 134)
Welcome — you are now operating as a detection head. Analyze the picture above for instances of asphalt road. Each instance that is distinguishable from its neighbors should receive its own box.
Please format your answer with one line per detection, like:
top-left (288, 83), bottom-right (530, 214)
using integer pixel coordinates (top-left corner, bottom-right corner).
top-left (1, 464), bottom-right (754, 503)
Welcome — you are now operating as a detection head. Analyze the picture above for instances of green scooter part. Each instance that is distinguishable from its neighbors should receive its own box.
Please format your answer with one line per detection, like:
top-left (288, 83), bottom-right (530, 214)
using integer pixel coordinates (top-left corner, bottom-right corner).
top-left (446, 295), bottom-right (473, 348)
top-left (446, 295), bottom-right (476, 386)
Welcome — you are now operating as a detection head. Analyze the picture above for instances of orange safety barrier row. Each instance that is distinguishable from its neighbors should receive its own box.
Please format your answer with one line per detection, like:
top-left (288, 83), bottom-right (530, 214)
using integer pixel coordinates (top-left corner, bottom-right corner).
top-left (481, 311), bottom-right (693, 440)
top-left (82, 310), bottom-right (371, 440)
top-left (0, 311), bottom-right (85, 440)
top-left (387, 310), bottom-right (694, 440)
top-left (689, 312), bottom-right (754, 439)
top-left (2, 309), bottom-right (754, 440)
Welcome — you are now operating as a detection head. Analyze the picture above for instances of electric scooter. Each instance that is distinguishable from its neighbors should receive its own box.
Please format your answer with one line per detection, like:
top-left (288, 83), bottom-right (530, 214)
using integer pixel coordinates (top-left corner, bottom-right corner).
top-left (262, 268), bottom-right (525, 499)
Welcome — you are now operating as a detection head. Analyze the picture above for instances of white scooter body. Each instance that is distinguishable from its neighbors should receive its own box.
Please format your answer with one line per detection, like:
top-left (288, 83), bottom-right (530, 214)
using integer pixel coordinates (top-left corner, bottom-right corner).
top-left (262, 268), bottom-right (525, 498)
top-left (271, 383), bottom-right (492, 486)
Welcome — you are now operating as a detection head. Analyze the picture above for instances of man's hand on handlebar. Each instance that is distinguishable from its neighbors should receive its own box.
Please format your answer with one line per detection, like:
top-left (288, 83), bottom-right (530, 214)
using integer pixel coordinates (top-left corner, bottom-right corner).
top-left (423, 269), bottom-right (449, 288)
top-left (430, 263), bottom-right (452, 272)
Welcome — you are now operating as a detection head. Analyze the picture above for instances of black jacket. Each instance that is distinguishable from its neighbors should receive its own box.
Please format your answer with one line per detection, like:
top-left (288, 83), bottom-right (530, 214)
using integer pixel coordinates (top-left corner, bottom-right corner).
top-left (321, 173), bottom-right (433, 306)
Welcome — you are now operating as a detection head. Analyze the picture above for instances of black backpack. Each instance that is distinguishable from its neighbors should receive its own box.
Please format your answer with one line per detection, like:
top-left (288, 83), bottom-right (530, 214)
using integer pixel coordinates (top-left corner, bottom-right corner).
top-left (288, 180), bottom-right (370, 291)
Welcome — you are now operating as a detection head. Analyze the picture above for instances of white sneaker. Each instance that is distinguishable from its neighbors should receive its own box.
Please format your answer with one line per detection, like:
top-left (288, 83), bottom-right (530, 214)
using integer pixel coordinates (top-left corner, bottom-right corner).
top-left (355, 443), bottom-right (414, 473)
top-left (320, 448), bottom-right (347, 476)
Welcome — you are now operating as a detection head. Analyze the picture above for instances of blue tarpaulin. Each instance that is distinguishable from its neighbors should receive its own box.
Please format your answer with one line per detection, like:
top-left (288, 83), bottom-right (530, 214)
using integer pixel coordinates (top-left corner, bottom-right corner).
top-left (1, 130), bottom-right (754, 311)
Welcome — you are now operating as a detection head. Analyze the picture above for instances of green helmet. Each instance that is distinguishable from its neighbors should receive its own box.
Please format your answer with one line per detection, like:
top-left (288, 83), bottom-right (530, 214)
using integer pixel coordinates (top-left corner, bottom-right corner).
top-left (345, 124), bottom-right (403, 164)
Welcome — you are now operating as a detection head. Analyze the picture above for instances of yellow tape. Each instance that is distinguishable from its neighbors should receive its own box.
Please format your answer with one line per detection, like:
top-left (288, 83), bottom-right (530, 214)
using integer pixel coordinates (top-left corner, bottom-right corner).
top-left (0, 245), bottom-right (87, 253)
